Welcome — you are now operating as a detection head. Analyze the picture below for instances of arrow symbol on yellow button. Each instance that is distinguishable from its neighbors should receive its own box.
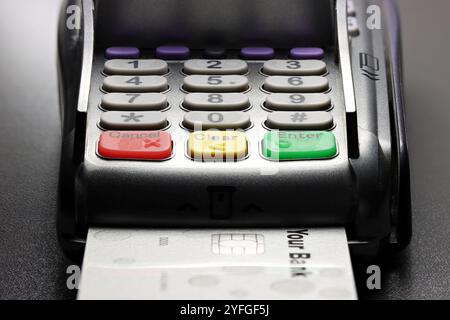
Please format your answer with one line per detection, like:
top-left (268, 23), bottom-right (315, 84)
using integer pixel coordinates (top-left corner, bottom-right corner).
top-left (209, 142), bottom-right (227, 151)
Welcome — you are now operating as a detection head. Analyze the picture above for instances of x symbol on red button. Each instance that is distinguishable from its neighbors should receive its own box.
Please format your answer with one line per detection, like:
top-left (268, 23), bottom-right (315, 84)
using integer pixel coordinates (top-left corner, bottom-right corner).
top-left (144, 138), bottom-right (161, 148)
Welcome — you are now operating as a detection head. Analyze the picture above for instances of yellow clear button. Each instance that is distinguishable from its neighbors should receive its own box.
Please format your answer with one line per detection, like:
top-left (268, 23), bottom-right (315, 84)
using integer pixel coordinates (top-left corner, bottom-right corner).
top-left (188, 131), bottom-right (248, 161)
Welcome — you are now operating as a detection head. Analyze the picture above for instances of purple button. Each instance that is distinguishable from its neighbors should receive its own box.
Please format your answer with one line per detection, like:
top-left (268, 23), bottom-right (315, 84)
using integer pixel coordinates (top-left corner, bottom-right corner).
top-left (240, 47), bottom-right (275, 60)
top-left (105, 47), bottom-right (140, 59)
top-left (290, 47), bottom-right (324, 60)
top-left (156, 45), bottom-right (190, 60)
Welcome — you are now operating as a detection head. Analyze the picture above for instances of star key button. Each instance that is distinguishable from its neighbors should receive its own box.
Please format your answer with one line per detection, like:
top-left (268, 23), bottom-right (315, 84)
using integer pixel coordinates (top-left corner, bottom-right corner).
top-left (98, 131), bottom-right (172, 160)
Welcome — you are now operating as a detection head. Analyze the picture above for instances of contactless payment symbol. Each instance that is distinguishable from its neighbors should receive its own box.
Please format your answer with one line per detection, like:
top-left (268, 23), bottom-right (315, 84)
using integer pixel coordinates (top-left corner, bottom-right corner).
top-left (211, 233), bottom-right (265, 255)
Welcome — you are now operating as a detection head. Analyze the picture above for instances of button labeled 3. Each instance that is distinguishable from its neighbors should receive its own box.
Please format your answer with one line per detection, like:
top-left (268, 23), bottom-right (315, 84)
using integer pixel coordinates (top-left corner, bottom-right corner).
top-left (263, 60), bottom-right (327, 76)
top-left (188, 131), bottom-right (248, 161)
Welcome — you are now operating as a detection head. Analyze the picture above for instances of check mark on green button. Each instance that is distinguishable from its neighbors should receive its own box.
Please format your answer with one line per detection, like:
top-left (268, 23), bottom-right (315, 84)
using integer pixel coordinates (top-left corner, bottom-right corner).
top-left (262, 131), bottom-right (337, 160)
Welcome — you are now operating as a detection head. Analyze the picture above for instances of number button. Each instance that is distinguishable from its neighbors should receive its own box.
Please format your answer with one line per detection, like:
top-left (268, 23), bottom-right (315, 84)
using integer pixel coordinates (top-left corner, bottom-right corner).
top-left (266, 111), bottom-right (334, 130)
top-left (265, 93), bottom-right (331, 111)
top-left (101, 93), bottom-right (168, 111)
top-left (104, 59), bottom-right (169, 75)
top-left (182, 111), bottom-right (251, 130)
top-left (184, 59), bottom-right (248, 75)
top-left (262, 60), bottom-right (327, 76)
top-left (103, 76), bottom-right (168, 92)
top-left (183, 75), bottom-right (249, 92)
top-left (183, 93), bottom-right (250, 111)
top-left (263, 76), bottom-right (329, 93)
top-left (100, 111), bottom-right (168, 130)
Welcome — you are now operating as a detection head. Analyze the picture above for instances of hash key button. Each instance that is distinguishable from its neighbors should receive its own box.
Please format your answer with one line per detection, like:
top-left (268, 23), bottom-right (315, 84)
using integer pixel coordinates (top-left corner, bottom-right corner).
top-left (100, 111), bottom-right (168, 130)
top-left (98, 131), bottom-right (173, 160)
top-left (266, 111), bottom-right (333, 130)
top-left (262, 131), bottom-right (337, 160)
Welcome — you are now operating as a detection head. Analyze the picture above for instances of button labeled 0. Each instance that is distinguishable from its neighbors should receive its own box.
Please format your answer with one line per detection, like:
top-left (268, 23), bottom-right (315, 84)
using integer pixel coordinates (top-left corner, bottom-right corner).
top-left (183, 111), bottom-right (251, 130)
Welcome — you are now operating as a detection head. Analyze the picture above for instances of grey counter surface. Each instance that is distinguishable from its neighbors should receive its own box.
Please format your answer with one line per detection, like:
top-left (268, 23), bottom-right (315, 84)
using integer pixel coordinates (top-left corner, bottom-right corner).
top-left (0, 0), bottom-right (449, 299)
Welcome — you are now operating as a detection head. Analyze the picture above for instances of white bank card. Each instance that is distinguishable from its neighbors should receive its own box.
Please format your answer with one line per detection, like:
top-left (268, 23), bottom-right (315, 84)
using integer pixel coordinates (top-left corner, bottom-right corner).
top-left (78, 228), bottom-right (357, 300)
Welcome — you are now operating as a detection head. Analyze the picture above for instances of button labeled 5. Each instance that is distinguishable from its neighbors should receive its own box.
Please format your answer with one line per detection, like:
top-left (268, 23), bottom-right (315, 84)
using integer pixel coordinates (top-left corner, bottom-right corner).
top-left (183, 75), bottom-right (249, 92)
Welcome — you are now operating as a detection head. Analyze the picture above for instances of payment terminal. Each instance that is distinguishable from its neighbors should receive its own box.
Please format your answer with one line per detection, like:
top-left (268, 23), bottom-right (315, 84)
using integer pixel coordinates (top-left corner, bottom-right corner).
top-left (57, 0), bottom-right (411, 264)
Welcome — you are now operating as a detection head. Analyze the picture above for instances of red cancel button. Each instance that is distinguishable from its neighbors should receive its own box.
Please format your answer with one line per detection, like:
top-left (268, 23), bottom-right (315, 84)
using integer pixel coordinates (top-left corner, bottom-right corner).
top-left (98, 131), bottom-right (172, 160)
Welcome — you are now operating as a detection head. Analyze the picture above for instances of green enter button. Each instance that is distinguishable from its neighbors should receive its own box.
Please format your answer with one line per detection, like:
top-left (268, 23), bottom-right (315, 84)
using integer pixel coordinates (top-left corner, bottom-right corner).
top-left (262, 131), bottom-right (337, 160)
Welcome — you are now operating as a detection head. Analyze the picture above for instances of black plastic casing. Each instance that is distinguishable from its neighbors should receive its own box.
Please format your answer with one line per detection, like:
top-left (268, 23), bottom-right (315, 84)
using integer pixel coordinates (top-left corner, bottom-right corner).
top-left (57, 0), bottom-right (411, 261)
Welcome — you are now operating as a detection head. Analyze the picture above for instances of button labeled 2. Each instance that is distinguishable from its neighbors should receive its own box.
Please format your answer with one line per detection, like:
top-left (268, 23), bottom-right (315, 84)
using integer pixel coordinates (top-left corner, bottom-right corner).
top-left (262, 131), bottom-right (337, 160)
top-left (98, 131), bottom-right (172, 160)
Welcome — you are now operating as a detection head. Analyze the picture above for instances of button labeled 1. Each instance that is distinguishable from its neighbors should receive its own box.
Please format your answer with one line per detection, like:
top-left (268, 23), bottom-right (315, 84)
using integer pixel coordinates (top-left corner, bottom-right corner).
top-left (104, 59), bottom-right (169, 75)
top-left (188, 131), bottom-right (248, 161)
top-left (98, 131), bottom-right (172, 160)
top-left (183, 75), bottom-right (249, 92)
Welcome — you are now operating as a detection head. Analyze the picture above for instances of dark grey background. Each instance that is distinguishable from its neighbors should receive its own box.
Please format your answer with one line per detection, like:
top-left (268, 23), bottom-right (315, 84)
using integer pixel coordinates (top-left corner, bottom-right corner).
top-left (0, 0), bottom-right (449, 299)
